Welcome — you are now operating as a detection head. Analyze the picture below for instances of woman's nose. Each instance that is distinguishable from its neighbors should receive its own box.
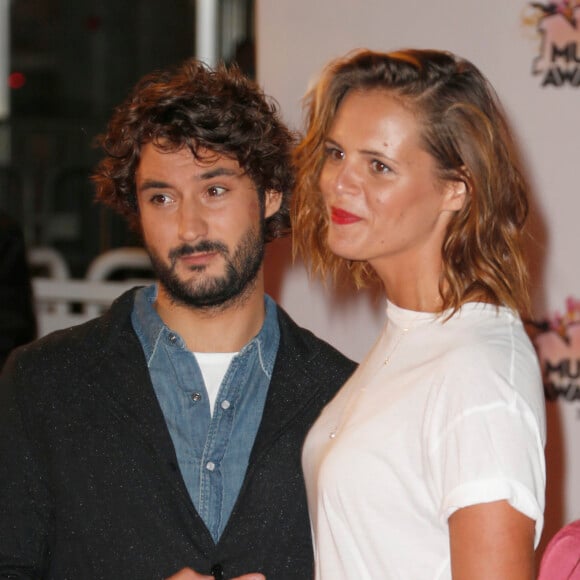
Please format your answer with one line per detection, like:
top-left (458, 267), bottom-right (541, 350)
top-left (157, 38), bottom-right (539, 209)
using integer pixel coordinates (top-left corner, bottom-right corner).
top-left (328, 161), bottom-right (360, 196)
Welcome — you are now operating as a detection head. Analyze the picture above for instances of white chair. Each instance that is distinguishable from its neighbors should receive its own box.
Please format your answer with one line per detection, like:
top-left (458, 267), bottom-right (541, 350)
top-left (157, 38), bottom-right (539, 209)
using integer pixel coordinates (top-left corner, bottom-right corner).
top-left (85, 246), bottom-right (152, 281)
top-left (28, 247), bottom-right (71, 334)
top-left (28, 246), bottom-right (70, 279)
top-left (84, 247), bottom-right (153, 318)
top-left (32, 277), bottom-right (143, 336)
top-left (31, 247), bottom-right (153, 337)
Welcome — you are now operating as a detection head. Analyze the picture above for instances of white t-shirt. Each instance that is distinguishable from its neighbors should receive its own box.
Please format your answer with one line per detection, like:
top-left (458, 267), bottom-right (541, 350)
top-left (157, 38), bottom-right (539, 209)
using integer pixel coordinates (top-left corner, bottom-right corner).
top-left (194, 351), bottom-right (237, 415)
top-left (302, 301), bottom-right (546, 580)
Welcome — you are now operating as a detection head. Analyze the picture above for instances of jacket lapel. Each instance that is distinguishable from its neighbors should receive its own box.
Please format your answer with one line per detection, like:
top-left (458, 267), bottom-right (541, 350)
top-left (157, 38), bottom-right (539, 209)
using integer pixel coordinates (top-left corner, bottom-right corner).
top-left (95, 323), bottom-right (177, 463)
top-left (248, 307), bottom-right (326, 464)
top-left (86, 290), bottom-right (215, 546)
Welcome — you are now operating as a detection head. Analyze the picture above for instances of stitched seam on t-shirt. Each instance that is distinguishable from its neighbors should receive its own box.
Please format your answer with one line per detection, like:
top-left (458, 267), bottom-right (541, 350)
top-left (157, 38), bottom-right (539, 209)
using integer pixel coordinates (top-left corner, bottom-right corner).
top-left (428, 401), bottom-right (520, 454)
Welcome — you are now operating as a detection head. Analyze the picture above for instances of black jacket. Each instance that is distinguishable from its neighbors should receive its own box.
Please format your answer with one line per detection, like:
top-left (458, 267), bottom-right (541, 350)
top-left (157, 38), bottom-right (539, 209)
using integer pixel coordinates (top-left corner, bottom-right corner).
top-left (0, 211), bottom-right (36, 369)
top-left (0, 289), bottom-right (356, 579)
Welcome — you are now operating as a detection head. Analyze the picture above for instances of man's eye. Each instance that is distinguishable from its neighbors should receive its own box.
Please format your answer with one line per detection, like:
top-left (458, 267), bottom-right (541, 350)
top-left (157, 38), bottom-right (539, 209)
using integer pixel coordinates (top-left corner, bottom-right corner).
top-left (207, 185), bottom-right (227, 197)
top-left (150, 193), bottom-right (172, 205)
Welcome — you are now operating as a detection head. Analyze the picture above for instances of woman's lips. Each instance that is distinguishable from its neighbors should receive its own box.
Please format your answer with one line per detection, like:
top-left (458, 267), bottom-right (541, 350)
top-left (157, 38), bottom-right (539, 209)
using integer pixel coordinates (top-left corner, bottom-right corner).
top-left (330, 207), bottom-right (362, 225)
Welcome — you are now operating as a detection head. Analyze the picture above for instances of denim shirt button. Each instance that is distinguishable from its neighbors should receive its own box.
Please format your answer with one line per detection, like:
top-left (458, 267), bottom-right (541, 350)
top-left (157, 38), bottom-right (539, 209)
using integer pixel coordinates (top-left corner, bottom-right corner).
top-left (191, 392), bottom-right (202, 402)
top-left (206, 461), bottom-right (216, 471)
top-left (220, 400), bottom-right (231, 410)
top-left (168, 333), bottom-right (178, 344)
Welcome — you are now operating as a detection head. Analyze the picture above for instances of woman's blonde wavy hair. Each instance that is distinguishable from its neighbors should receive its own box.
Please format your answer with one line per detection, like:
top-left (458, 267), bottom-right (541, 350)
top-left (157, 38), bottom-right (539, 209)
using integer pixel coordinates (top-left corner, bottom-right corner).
top-left (292, 48), bottom-right (531, 315)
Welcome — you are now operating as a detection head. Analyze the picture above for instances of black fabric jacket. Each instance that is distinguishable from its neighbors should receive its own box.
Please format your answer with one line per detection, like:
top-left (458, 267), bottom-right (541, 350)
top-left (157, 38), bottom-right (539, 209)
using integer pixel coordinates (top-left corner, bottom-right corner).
top-left (0, 289), bottom-right (355, 580)
top-left (0, 211), bottom-right (36, 370)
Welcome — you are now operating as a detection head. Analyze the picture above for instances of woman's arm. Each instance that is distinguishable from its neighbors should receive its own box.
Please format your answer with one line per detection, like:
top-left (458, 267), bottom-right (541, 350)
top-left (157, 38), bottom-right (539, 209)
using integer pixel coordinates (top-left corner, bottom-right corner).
top-left (449, 500), bottom-right (536, 579)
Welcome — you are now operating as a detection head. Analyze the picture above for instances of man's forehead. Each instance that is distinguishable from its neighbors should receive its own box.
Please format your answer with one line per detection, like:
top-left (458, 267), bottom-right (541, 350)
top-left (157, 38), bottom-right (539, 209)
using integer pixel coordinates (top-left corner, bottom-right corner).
top-left (141, 141), bottom-right (243, 172)
top-left (136, 142), bottom-right (252, 189)
top-left (192, 146), bottom-right (240, 169)
top-left (142, 139), bottom-right (239, 166)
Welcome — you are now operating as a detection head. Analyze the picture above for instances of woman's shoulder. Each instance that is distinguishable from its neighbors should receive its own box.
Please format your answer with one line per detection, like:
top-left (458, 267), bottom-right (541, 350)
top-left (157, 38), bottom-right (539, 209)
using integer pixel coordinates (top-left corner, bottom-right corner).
top-left (440, 303), bottom-right (533, 358)
top-left (425, 303), bottom-right (541, 403)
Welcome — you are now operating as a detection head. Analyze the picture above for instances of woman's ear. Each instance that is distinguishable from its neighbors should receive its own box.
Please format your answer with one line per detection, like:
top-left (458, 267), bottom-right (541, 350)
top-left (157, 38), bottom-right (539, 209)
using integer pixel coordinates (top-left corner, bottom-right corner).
top-left (442, 179), bottom-right (468, 213)
top-left (264, 189), bottom-right (283, 218)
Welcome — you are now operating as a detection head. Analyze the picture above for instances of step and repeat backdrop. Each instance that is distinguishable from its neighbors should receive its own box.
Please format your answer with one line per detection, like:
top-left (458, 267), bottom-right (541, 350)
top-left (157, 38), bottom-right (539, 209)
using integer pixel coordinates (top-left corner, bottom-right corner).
top-left (257, 0), bottom-right (580, 555)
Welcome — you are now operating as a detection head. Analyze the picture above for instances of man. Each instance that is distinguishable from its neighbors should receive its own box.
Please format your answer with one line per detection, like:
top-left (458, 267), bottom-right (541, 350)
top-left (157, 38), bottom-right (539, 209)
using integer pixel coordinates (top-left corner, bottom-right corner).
top-left (0, 60), bottom-right (355, 579)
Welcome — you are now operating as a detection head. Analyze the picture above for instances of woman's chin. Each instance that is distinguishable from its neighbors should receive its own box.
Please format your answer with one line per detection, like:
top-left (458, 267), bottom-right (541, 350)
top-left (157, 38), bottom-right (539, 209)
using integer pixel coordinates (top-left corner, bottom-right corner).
top-left (327, 238), bottom-right (361, 262)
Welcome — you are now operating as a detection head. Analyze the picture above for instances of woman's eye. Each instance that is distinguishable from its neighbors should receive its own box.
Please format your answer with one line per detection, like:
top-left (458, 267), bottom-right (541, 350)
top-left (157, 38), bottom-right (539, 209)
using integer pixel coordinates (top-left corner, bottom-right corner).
top-left (371, 159), bottom-right (390, 174)
top-left (324, 146), bottom-right (344, 161)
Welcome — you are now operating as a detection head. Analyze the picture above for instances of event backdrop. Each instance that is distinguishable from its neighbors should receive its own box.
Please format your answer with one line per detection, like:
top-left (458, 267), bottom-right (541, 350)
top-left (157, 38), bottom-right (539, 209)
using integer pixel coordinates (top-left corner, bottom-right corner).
top-left (256, 0), bottom-right (580, 556)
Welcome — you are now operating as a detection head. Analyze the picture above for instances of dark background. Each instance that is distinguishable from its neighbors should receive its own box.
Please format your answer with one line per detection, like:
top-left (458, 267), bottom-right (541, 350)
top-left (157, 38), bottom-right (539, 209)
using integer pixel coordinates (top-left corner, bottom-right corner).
top-left (2, 0), bottom-right (255, 277)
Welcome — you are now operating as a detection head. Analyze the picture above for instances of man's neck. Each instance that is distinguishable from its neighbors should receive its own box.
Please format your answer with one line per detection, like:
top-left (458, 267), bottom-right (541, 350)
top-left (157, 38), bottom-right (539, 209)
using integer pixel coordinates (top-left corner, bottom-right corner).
top-left (153, 278), bottom-right (267, 353)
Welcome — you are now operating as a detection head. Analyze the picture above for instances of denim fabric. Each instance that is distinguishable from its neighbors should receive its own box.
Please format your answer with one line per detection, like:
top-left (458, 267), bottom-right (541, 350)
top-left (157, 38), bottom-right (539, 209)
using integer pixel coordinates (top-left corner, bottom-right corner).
top-left (131, 285), bottom-right (279, 541)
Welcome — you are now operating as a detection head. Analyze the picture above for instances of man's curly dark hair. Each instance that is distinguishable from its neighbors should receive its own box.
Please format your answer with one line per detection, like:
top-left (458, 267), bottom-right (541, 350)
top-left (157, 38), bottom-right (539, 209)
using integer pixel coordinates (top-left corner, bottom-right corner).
top-left (92, 58), bottom-right (296, 242)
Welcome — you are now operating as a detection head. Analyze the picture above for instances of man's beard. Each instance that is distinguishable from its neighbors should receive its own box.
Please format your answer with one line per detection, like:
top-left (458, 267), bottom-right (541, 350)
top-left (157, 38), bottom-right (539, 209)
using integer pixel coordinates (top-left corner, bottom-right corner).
top-left (147, 224), bottom-right (265, 311)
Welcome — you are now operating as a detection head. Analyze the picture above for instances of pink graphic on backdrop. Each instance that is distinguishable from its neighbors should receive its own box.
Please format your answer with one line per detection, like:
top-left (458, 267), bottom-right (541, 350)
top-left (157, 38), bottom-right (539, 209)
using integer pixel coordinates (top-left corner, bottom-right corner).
top-left (532, 297), bottom-right (580, 402)
top-left (527, 1), bottom-right (580, 86)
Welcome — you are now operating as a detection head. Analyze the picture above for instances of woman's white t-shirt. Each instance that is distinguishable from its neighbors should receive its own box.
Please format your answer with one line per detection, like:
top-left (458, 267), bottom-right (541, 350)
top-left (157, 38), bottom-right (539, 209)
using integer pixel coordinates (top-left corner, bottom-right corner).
top-left (302, 301), bottom-right (546, 580)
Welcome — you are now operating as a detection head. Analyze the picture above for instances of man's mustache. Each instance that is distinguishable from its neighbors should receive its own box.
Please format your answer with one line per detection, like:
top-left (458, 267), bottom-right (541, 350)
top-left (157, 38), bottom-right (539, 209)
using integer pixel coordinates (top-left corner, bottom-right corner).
top-left (169, 241), bottom-right (229, 263)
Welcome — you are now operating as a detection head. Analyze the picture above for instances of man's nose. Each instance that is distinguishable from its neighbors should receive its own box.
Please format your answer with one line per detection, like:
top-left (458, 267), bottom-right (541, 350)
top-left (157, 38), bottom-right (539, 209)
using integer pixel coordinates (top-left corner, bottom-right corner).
top-left (178, 201), bottom-right (208, 241)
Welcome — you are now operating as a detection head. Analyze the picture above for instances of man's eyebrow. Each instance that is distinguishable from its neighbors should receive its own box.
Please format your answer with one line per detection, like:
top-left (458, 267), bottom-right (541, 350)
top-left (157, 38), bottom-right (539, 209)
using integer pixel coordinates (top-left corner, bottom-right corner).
top-left (138, 179), bottom-right (170, 192)
top-left (198, 167), bottom-right (241, 180)
top-left (137, 168), bottom-right (242, 193)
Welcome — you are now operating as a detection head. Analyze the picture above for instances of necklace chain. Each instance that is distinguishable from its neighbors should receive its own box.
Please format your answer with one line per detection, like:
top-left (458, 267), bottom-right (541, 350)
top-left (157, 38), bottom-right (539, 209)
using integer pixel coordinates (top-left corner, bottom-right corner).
top-left (329, 325), bottom-right (411, 440)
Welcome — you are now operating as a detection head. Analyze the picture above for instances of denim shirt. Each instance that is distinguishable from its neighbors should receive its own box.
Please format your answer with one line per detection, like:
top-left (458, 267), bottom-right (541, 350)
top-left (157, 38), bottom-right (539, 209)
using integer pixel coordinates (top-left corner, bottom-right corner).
top-left (131, 285), bottom-right (280, 542)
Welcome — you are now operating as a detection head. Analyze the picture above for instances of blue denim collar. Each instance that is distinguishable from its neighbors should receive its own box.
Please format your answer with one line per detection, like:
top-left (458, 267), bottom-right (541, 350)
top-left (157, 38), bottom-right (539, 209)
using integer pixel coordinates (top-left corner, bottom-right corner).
top-left (131, 284), bottom-right (279, 375)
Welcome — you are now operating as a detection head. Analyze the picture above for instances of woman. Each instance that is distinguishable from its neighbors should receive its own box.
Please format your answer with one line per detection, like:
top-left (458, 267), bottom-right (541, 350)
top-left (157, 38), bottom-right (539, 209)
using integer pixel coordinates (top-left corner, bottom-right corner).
top-left (293, 49), bottom-right (546, 579)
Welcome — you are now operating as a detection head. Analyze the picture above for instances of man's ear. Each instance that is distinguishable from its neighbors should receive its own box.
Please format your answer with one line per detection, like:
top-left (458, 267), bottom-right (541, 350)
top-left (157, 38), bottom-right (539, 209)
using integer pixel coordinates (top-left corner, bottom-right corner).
top-left (264, 189), bottom-right (283, 218)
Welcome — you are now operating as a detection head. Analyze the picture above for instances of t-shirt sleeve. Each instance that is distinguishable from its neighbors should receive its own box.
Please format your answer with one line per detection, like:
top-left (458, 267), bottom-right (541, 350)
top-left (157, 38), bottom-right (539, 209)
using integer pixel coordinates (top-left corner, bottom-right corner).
top-left (423, 335), bottom-right (546, 546)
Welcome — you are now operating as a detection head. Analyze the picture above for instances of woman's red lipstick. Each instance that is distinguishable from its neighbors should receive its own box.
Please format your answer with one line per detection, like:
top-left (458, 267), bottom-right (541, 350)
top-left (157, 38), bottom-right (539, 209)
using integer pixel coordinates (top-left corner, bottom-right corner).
top-left (330, 207), bottom-right (361, 225)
